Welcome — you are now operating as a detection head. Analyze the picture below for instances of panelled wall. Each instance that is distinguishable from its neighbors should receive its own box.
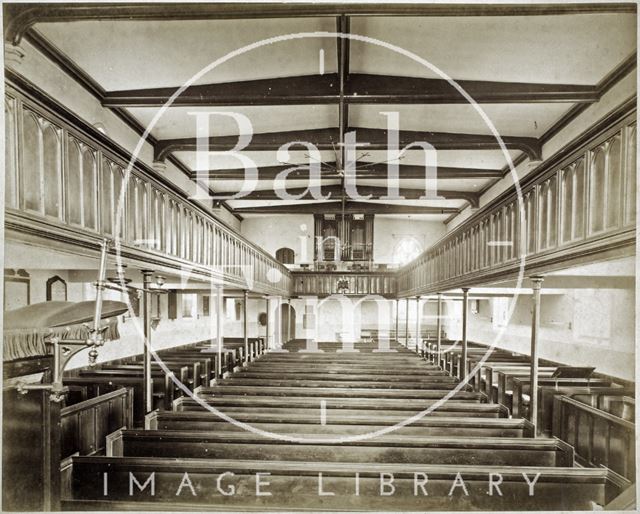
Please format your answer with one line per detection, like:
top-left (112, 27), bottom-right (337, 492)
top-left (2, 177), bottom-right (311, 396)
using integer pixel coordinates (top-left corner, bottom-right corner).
top-left (398, 105), bottom-right (636, 296)
top-left (4, 79), bottom-right (291, 296)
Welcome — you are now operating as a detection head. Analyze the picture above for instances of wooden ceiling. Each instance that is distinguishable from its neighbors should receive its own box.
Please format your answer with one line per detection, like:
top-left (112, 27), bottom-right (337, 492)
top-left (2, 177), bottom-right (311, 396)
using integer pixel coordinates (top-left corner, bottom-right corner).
top-left (8, 2), bottom-right (637, 221)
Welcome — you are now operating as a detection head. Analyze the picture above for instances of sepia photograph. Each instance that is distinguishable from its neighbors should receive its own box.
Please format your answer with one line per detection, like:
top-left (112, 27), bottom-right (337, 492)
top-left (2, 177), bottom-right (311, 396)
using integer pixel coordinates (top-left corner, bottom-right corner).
top-left (0, 0), bottom-right (638, 511)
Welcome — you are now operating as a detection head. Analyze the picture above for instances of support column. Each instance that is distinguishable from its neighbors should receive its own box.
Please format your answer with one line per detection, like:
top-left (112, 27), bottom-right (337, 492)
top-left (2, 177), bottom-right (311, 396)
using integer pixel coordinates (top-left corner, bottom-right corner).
top-left (529, 277), bottom-right (544, 434)
top-left (415, 296), bottom-right (421, 354)
top-left (141, 270), bottom-right (153, 414)
top-left (265, 296), bottom-right (270, 350)
top-left (461, 287), bottom-right (470, 381)
top-left (436, 293), bottom-right (443, 365)
top-left (276, 296), bottom-right (282, 349)
top-left (287, 298), bottom-right (292, 344)
top-left (243, 290), bottom-right (249, 365)
top-left (216, 284), bottom-right (224, 378)
top-left (395, 299), bottom-right (399, 343)
top-left (404, 298), bottom-right (410, 348)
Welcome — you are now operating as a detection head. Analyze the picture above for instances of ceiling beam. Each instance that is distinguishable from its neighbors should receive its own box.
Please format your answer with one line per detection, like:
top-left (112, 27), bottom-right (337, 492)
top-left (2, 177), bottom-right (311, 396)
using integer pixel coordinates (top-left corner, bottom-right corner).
top-left (102, 73), bottom-right (599, 107)
top-left (233, 201), bottom-right (460, 215)
top-left (191, 162), bottom-right (503, 180)
top-left (6, 3), bottom-right (636, 45)
top-left (204, 184), bottom-right (479, 206)
top-left (155, 127), bottom-right (541, 161)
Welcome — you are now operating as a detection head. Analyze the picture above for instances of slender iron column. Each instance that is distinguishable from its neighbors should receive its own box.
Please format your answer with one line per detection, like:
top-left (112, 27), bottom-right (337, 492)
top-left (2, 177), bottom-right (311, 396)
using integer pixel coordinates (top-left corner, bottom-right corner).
top-left (243, 290), bottom-right (249, 364)
top-left (395, 299), bottom-right (399, 343)
top-left (216, 284), bottom-right (224, 378)
top-left (404, 298), bottom-right (410, 347)
top-left (141, 270), bottom-right (153, 413)
top-left (415, 296), bottom-right (421, 354)
top-left (529, 277), bottom-right (544, 434)
top-left (461, 288), bottom-right (470, 380)
top-left (287, 298), bottom-right (292, 343)
top-left (265, 296), bottom-right (270, 349)
top-left (436, 293), bottom-right (443, 365)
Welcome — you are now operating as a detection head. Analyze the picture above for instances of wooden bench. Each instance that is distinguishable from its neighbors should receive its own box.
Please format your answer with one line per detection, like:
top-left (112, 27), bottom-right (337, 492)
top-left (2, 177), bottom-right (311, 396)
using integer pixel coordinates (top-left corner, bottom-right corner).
top-left (106, 428), bottom-right (575, 467)
top-left (72, 366), bottom-right (189, 411)
top-left (511, 378), bottom-right (616, 418)
top-left (553, 395), bottom-right (635, 481)
top-left (61, 388), bottom-right (133, 460)
top-left (61, 376), bottom-right (158, 426)
top-left (100, 360), bottom-right (204, 388)
top-left (495, 368), bottom-right (597, 407)
top-left (174, 396), bottom-right (509, 418)
top-left (63, 456), bottom-right (630, 510)
top-left (145, 409), bottom-right (536, 437)
top-left (195, 384), bottom-right (485, 401)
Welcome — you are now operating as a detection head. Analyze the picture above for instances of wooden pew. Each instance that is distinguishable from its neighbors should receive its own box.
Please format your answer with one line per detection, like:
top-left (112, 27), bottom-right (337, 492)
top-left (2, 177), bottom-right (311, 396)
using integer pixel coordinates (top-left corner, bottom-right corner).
top-left (145, 409), bottom-right (537, 437)
top-left (61, 376), bottom-right (158, 426)
top-left (101, 359), bottom-right (206, 388)
top-left (106, 428), bottom-right (575, 467)
top-left (64, 456), bottom-right (630, 511)
top-left (71, 366), bottom-right (188, 412)
top-left (495, 368), bottom-right (596, 408)
top-left (573, 392), bottom-right (635, 420)
top-left (510, 378), bottom-right (616, 418)
top-left (553, 395), bottom-right (636, 481)
top-left (61, 388), bottom-right (133, 459)
top-left (174, 396), bottom-right (509, 418)
top-left (196, 384), bottom-right (485, 401)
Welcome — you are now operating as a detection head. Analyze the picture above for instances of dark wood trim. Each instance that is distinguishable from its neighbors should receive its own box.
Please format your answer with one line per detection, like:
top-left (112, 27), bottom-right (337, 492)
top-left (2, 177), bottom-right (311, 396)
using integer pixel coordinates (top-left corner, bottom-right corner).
top-left (233, 201), bottom-right (459, 215)
top-left (155, 127), bottom-right (542, 161)
top-left (102, 73), bottom-right (599, 107)
top-left (5, 2), bottom-right (637, 44)
top-left (206, 184), bottom-right (479, 207)
top-left (5, 210), bottom-right (291, 296)
top-left (197, 162), bottom-right (503, 180)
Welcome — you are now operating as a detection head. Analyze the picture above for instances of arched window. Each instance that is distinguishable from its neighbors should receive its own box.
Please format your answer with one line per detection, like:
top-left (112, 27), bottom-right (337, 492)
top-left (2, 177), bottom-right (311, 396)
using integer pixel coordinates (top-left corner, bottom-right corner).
top-left (393, 237), bottom-right (422, 266)
top-left (46, 275), bottom-right (67, 301)
top-left (275, 247), bottom-right (295, 264)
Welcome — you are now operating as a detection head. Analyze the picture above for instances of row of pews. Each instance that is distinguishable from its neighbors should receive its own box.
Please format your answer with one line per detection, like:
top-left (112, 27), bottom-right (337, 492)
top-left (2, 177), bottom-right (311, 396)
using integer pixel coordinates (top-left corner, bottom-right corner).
top-left (57, 337), bottom-right (633, 511)
top-left (424, 339), bottom-right (636, 481)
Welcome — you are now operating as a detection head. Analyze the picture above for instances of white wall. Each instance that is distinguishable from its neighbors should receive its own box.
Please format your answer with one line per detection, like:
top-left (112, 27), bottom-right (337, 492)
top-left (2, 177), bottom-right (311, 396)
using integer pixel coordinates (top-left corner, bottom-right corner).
top-left (240, 215), bottom-right (315, 263)
top-left (443, 288), bottom-right (636, 381)
top-left (240, 215), bottom-right (446, 264)
top-left (374, 217), bottom-right (446, 264)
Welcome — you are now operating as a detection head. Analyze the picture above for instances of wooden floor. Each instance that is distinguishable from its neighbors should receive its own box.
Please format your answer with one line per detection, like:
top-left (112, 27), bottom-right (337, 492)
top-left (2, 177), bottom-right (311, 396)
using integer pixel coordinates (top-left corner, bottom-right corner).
top-left (60, 339), bottom-right (629, 511)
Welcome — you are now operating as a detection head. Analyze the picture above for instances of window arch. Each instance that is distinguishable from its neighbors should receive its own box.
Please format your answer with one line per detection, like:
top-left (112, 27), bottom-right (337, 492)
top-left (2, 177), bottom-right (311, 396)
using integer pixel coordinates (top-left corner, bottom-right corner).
top-left (275, 247), bottom-right (295, 264)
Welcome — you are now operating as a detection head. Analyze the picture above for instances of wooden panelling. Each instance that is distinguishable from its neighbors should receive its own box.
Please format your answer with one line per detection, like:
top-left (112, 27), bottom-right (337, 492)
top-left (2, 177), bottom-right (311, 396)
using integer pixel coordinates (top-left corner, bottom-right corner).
top-left (292, 271), bottom-right (396, 297)
top-left (4, 83), bottom-right (291, 296)
top-left (552, 395), bottom-right (635, 481)
top-left (60, 388), bottom-right (133, 459)
top-left (397, 108), bottom-right (636, 296)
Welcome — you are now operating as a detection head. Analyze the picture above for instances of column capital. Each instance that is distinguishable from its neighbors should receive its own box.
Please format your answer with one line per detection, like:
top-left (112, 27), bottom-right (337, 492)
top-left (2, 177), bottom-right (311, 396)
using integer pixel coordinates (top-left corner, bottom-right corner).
top-left (530, 276), bottom-right (545, 288)
top-left (461, 287), bottom-right (471, 293)
top-left (152, 160), bottom-right (167, 173)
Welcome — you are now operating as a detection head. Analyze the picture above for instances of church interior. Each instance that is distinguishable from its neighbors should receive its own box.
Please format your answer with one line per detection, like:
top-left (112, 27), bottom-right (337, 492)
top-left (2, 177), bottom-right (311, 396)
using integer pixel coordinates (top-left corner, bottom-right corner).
top-left (1, 2), bottom-right (638, 511)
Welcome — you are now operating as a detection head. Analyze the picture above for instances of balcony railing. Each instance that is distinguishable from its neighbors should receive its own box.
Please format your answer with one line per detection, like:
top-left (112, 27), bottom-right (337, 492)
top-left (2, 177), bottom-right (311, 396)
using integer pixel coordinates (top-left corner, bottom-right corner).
top-left (398, 99), bottom-right (636, 296)
top-left (292, 270), bottom-right (396, 297)
top-left (4, 75), bottom-right (291, 296)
